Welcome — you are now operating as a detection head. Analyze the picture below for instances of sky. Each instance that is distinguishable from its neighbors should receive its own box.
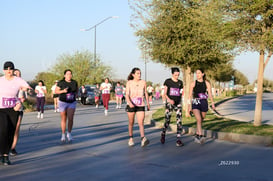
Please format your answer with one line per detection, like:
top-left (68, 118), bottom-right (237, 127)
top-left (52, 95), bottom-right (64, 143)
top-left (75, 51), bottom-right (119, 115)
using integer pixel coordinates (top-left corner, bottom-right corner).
top-left (1, 0), bottom-right (272, 85)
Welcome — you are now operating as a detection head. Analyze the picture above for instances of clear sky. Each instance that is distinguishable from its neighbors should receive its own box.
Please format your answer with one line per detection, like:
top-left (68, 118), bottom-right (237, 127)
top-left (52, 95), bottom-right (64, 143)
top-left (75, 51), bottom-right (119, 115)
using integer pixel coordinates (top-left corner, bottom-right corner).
top-left (1, 0), bottom-right (272, 84)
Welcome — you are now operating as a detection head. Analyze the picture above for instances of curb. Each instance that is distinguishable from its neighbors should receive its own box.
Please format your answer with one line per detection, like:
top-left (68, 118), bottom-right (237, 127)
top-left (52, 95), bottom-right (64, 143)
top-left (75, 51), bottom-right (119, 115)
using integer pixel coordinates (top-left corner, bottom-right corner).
top-left (144, 100), bottom-right (273, 147)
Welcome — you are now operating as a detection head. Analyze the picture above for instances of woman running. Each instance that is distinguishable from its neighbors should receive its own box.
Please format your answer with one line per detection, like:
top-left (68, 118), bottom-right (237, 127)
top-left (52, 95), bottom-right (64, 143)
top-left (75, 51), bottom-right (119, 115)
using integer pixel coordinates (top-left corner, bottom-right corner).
top-left (189, 68), bottom-right (215, 144)
top-left (55, 69), bottom-right (78, 143)
top-left (0, 61), bottom-right (31, 165)
top-left (35, 80), bottom-right (47, 119)
top-left (115, 82), bottom-right (123, 109)
top-left (51, 80), bottom-right (59, 112)
top-left (10, 69), bottom-right (28, 156)
top-left (160, 67), bottom-right (184, 147)
top-left (125, 67), bottom-right (150, 147)
top-left (100, 78), bottom-right (112, 116)
top-left (94, 83), bottom-right (101, 108)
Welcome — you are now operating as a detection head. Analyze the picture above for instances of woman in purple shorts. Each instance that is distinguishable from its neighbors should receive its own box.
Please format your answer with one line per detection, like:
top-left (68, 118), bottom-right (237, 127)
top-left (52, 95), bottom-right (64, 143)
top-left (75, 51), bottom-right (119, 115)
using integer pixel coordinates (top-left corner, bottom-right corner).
top-left (55, 69), bottom-right (78, 143)
top-left (189, 69), bottom-right (215, 144)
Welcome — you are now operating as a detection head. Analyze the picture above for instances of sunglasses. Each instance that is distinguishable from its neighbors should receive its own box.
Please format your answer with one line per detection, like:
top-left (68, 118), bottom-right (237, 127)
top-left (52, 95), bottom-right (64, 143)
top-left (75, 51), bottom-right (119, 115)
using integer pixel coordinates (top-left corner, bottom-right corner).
top-left (4, 67), bottom-right (14, 70)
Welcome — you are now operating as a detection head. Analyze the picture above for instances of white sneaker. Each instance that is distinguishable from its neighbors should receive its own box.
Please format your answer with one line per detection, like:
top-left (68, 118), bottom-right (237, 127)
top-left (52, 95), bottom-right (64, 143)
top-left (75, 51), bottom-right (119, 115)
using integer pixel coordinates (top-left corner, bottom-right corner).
top-left (57, 108), bottom-right (59, 112)
top-left (54, 109), bottom-right (57, 112)
top-left (37, 112), bottom-right (41, 118)
top-left (105, 110), bottom-right (108, 116)
top-left (61, 134), bottom-right (66, 143)
top-left (67, 132), bottom-right (73, 142)
top-left (96, 104), bottom-right (98, 108)
top-left (128, 139), bottom-right (135, 147)
top-left (40, 113), bottom-right (44, 119)
top-left (141, 137), bottom-right (150, 147)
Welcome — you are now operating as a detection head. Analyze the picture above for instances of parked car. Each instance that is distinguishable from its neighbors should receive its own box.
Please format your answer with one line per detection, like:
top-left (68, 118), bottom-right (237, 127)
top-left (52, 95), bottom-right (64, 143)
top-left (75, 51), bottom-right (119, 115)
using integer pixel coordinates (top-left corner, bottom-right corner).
top-left (77, 85), bottom-right (103, 105)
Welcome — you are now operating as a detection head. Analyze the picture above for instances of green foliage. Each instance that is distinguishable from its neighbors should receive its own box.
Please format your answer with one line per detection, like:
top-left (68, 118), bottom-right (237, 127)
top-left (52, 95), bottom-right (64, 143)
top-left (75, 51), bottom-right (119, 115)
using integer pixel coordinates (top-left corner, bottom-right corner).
top-left (50, 50), bottom-right (113, 86)
top-left (207, 62), bottom-right (235, 83)
top-left (234, 70), bottom-right (249, 86)
top-left (221, 0), bottom-right (273, 52)
top-left (130, 0), bottom-right (234, 70)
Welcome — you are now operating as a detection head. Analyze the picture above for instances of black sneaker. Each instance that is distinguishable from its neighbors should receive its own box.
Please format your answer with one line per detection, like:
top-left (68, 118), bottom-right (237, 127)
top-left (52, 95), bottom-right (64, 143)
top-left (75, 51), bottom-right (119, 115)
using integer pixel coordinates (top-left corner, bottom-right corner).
top-left (10, 149), bottom-right (17, 156)
top-left (176, 139), bottom-right (184, 147)
top-left (2, 156), bottom-right (11, 166)
top-left (160, 133), bottom-right (165, 144)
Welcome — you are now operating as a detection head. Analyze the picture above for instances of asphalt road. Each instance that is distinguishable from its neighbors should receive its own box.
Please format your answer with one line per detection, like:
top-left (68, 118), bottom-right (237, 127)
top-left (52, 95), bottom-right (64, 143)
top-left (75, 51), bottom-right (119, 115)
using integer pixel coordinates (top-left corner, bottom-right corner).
top-left (0, 100), bottom-right (273, 181)
top-left (216, 93), bottom-right (273, 125)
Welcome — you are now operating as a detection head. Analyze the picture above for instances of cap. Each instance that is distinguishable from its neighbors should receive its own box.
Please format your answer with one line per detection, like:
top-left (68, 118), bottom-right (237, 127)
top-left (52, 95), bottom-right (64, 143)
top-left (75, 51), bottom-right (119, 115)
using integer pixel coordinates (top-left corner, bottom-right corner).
top-left (55, 80), bottom-right (58, 83)
top-left (3, 61), bottom-right (15, 70)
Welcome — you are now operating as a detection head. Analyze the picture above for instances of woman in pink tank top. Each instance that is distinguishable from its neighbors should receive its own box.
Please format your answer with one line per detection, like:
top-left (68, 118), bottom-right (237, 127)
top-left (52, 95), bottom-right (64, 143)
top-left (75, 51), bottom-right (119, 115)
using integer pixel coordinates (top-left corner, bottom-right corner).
top-left (125, 67), bottom-right (150, 147)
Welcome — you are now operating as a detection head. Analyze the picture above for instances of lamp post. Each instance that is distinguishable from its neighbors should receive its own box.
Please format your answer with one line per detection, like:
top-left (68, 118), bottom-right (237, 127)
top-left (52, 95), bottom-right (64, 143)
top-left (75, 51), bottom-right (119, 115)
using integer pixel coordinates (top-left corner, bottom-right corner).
top-left (81, 16), bottom-right (118, 62)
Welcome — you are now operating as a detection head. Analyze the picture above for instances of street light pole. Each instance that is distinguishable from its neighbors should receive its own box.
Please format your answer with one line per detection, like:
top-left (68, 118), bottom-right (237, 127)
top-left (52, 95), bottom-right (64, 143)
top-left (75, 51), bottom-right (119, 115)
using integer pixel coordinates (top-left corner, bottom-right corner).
top-left (81, 16), bottom-right (119, 63)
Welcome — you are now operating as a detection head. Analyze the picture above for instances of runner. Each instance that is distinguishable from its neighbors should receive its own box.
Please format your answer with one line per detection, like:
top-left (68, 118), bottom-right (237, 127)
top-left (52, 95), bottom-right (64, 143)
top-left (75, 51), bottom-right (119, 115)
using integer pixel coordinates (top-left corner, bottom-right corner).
top-left (155, 85), bottom-right (160, 100)
top-left (35, 80), bottom-right (47, 119)
top-left (160, 67), bottom-right (184, 147)
top-left (115, 82), bottom-right (123, 109)
top-left (189, 68), bottom-right (215, 144)
top-left (125, 67), bottom-right (150, 147)
top-left (147, 84), bottom-right (154, 104)
top-left (0, 61), bottom-right (31, 165)
top-left (55, 69), bottom-right (78, 143)
top-left (94, 83), bottom-right (101, 108)
top-left (10, 69), bottom-right (28, 156)
top-left (80, 85), bottom-right (87, 105)
top-left (51, 80), bottom-right (59, 112)
top-left (100, 78), bottom-right (112, 116)
top-left (161, 84), bottom-right (166, 104)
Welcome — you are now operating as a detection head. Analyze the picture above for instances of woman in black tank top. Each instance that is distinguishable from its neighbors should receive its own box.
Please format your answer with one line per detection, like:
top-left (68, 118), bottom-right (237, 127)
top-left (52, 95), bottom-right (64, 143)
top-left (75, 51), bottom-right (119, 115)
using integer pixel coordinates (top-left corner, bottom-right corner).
top-left (189, 69), bottom-right (215, 144)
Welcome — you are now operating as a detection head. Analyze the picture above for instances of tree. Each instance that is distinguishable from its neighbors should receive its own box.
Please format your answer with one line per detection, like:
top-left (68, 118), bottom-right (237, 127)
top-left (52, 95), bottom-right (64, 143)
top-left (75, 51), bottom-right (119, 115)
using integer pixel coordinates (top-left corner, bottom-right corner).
top-left (222, 0), bottom-right (273, 126)
top-left (130, 0), bottom-right (234, 116)
top-left (50, 50), bottom-right (112, 86)
top-left (234, 70), bottom-right (249, 86)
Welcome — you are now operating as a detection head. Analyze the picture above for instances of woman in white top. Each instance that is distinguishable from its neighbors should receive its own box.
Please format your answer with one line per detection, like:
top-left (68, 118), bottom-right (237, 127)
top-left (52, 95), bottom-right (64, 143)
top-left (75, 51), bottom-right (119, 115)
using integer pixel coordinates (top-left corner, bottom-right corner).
top-left (100, 78), bottom-right (112, 116)
top-left (35, 80), bottom-right (47, 119)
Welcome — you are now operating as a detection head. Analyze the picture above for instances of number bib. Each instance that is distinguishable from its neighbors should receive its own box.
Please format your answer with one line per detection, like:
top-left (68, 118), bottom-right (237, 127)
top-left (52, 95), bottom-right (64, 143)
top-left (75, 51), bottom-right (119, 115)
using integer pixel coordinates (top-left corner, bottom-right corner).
top-left (169, 88), bottom-right (180, 96)
top-left (198, 93), bottom-right (208, 99)
top-left (2, 97), bottom-right (17, 108)
top-left (103, 90), bottom-right (110, 94)
top-left (132, 97), bottom-right (143, 106)
top-left (37, 93), bottom-right (44, 97)
top-left (66, 93), bottom-right (75, 102)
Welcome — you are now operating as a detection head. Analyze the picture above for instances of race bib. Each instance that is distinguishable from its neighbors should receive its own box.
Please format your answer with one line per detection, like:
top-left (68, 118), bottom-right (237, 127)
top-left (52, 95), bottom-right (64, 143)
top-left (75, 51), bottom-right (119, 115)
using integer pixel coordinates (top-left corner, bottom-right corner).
top-left (66, 93), bottom-right (75, 102)
top-left (37, 93), bottom-right (44, 97)
top-left (103, 90), bottom-right (110, 94)
top-left (2, 97), bottom-right (17, 108)
top-left (169, 88), bottom-right (180, 96)
top-left (132, 97), bottom-right (143, 106)
top-left (198, 93), bottom-right (208, 99)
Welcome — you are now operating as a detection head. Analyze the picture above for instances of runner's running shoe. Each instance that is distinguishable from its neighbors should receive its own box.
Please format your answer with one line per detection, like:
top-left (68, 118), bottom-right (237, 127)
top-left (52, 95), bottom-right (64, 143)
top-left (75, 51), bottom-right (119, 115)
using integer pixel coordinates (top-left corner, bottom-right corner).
top-left (176, 139), bottom-right (184, 147)
top-left (141, 137), bottom-right (150, 147)
top-left (160, 133), bottom-right (165, 144)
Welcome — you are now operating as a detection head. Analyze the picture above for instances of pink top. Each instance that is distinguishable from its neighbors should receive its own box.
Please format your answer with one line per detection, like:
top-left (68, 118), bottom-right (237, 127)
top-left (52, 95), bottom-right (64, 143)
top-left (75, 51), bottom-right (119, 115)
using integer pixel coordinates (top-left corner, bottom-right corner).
top-left (126, 79), bottom-right (146, 107)
top-left (0, 76), bottom-right (29, 109)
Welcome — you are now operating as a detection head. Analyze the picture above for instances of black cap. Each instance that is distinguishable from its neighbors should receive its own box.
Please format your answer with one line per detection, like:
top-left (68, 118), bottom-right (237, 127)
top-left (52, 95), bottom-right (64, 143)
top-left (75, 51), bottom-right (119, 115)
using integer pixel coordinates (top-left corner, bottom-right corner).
top-left (3, 61), bottom-right (15, 70)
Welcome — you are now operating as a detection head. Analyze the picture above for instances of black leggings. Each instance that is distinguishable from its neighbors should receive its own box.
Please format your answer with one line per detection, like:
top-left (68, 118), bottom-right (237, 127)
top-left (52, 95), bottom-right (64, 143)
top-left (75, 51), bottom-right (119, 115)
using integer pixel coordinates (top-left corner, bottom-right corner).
top-left (0, 108), bottom-right (19, 155)
top-left (162, 103), bottom-right (183, 138)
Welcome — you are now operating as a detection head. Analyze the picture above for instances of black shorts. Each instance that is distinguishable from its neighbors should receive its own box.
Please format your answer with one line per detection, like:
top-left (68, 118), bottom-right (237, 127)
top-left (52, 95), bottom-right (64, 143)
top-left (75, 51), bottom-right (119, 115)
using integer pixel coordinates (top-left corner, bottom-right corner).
top-left (53, 94), bottom-right (59, 98)
top-left (148, 92), bottom-right (153, 97)
top-left (192, 99), bottom-right (208, 112)
top-left (125, 105), bottom-right (145, 112)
